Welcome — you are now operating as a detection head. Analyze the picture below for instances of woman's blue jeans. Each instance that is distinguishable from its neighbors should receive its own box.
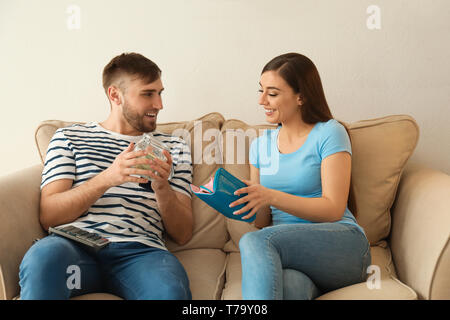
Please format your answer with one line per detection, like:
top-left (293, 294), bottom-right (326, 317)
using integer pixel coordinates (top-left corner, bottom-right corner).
top-left (239, 222), bottom-right (371, 300)
top-left (19, 234), bottom-right (191, 300)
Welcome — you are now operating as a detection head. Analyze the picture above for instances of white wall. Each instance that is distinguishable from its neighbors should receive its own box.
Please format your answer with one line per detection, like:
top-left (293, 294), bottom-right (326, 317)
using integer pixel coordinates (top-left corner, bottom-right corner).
top-left (1, 0), bottom-right (449, 176)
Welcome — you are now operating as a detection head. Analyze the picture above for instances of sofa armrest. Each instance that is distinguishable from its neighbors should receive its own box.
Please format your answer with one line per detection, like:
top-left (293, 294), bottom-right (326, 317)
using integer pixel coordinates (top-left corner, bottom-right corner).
top-left (390, 162), bottom-right (450, 300)
top-left (0, 164), bottom-right (45, 300)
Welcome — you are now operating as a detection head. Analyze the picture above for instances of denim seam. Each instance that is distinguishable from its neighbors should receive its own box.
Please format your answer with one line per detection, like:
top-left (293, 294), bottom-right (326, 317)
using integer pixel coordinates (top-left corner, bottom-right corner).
top-left (356, 230), bottom-right (372, 282)
top-left (264, 236), bottom-right (279, 299)
top-left (360, 243), bottom-right (371, 281)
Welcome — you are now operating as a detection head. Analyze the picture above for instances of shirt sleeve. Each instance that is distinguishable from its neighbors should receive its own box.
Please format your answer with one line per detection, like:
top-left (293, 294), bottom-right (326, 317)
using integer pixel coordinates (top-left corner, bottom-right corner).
top-left (319, 120), bottom-right (352, 160)
top-left (249, 136), bottom-right (260, 169)
top-left (169, 138), bottom-right (193, 198)
top-left (40, 128), bottom-right (76, 190)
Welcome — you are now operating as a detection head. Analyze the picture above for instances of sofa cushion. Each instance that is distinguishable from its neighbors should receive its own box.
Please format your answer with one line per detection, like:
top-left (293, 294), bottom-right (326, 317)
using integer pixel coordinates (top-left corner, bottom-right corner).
top-left (174, 249), bottom-right (227, 300)
top-left (221, 252), bottom-right (242, 300)
top-left (221, 243), bottom-right (417, 300)
top-left (34, 112), bottom-right (229, 251)
top-left (155, 116), bottom-right (228, 252)
top-left (316, 243), bottom-right (417, 300)
top-left (221, 115), bottom-right (419, 247)
top-left (35, 120), bottom-right (84, 164)
top-left (219, 119), bottom-right (276, 249)
top-left (346, 115), bottom-right (419, 245)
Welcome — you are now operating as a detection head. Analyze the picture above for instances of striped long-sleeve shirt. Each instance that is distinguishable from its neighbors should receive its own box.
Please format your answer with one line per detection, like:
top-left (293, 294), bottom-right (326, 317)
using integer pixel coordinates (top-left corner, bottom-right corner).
top-left (40, 122), bottom-right (193, 250)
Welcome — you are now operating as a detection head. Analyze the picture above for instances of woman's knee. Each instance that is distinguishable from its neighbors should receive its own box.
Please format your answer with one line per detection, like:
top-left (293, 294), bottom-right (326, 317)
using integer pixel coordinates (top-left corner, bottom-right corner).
top-left (239, 230), bottom-right (264, 252)
top-left (283, 269), bottom-right (321, 300)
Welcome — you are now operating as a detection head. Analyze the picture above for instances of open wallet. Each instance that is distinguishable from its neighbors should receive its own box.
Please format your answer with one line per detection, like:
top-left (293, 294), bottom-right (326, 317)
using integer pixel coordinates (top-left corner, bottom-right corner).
top-left (189, 168), bottom-right (256, 222)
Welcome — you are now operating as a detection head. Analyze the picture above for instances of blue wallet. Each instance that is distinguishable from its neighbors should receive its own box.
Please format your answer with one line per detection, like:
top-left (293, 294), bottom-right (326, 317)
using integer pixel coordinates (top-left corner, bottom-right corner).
top-left (190, 168), bottom-right (256, 222)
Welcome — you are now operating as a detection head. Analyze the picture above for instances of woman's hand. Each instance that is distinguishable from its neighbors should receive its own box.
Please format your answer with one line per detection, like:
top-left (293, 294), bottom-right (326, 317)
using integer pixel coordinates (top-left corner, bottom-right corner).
top-left (229, 179), bottom-right (274, 220)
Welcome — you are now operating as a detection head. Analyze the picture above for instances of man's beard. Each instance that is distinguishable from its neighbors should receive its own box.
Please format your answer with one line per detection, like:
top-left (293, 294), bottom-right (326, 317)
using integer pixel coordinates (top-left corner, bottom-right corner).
top-left (122, 99), bottom-right (156, 133)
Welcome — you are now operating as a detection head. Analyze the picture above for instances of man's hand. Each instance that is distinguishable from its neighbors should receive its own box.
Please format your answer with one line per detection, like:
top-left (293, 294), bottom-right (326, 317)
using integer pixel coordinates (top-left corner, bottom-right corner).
top-left (145, 149), bottom-right (173, 192)
top-left (100, 142), bottom-right (153, 188)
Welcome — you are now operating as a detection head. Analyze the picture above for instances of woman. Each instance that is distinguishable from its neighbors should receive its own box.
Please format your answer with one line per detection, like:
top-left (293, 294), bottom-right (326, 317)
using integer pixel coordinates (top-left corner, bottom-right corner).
top-left (229, 53), bottom-right (371, 300)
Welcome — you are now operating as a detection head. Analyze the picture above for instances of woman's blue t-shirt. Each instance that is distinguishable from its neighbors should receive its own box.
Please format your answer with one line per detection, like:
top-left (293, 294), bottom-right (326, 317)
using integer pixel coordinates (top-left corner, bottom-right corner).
top-left (249, 119), bottom-right (365, 235)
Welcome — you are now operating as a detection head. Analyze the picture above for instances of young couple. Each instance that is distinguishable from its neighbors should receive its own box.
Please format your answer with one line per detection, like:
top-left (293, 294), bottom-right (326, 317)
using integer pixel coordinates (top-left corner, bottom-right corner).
top-left (19, 52), bottom-right (371, 300)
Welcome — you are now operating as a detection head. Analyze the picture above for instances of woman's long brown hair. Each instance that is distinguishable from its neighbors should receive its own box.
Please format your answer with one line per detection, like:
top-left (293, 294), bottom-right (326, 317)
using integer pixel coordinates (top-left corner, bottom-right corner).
top-left (262, 53), bottom-right (357, 218)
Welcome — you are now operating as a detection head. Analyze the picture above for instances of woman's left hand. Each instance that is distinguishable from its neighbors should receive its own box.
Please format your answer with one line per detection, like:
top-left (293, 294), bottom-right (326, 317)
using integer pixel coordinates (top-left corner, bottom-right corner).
top-left (229, 179), bottom-right (273, 220)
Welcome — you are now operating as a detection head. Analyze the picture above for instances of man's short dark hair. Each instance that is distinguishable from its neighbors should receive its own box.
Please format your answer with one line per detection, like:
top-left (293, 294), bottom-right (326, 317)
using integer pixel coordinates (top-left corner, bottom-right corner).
top-left (102, 52), bottom-right (161, 94)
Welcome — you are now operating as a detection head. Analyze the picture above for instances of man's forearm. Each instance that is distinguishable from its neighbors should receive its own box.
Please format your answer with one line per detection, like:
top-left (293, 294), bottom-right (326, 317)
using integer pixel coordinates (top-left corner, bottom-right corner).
top-left (153, 183), bottom-right (193, 245)
top-left (40, 172), bottom-right (111, 230)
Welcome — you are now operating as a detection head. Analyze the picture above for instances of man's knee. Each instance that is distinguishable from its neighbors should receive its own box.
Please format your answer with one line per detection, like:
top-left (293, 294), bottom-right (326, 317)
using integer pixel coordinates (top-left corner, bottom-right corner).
top-left (133, 268), bottom-right (191, 300)
top-left (159, 273), bottom-right (191, 300)
top-left (22, 237), bottom-right (58, 274)
top-left (127, 250), bottom-right (192, 300)
top-left (156, 255), bottom-right (191, 300)
top-left (21, 236), bottom-right (78, 271)
top-left (19, 236), bottom-right (81, 299)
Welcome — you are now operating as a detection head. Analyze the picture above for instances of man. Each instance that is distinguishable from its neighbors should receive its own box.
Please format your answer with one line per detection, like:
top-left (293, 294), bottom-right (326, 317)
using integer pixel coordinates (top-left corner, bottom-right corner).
top-left (19, 53), bottom-right (193, 300)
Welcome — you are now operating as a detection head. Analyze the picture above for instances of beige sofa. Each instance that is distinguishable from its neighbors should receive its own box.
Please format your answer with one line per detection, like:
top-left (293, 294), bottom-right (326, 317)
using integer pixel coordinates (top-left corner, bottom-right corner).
top-left (0, 112), bottom-right (449, 300)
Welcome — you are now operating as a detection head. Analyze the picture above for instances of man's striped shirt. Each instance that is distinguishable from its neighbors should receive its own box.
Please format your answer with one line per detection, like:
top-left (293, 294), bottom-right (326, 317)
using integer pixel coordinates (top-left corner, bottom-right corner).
top-left (41, 122), bottom-right (193, 250)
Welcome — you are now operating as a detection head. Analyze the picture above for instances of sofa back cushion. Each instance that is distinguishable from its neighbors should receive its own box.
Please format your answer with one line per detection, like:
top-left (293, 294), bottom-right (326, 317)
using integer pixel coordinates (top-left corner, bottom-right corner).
top-left (222, 115), bottom-right (419, 247)
top-left (34, 112), bottom-right (229, 251)
top-left (347, 115), bottom-right (419, 244)
top-left (219, 119), bottom-right (276, 247)
top-left (154, 114), bottom-right (228, 252)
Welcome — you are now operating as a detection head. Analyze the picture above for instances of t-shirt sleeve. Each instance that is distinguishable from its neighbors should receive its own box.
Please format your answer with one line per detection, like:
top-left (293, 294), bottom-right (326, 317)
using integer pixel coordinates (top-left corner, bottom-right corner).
top-left (169, 138), bottom-right (193, 198)
top-left (249, 136), bottom-right (260, 169)
top-left (319, 120), bottom-right (352, 160)
top-left (40, 128), bottom-right (76, 190)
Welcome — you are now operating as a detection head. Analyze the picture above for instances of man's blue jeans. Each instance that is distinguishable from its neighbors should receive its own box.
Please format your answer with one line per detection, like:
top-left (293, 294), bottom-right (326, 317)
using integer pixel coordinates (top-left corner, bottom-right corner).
top-left (19, 234), bottom-right (191, 300)
top-left (239, 222), bottom-right (372, 300)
